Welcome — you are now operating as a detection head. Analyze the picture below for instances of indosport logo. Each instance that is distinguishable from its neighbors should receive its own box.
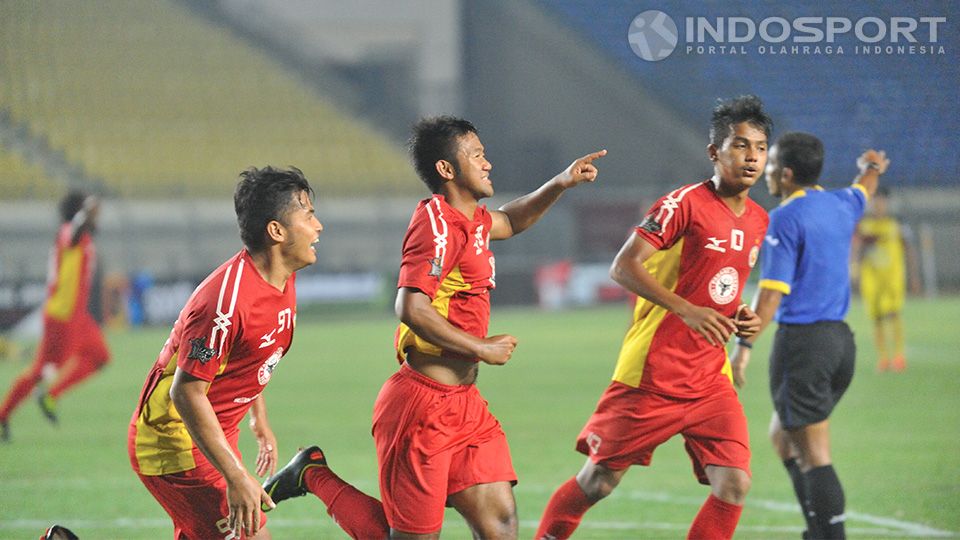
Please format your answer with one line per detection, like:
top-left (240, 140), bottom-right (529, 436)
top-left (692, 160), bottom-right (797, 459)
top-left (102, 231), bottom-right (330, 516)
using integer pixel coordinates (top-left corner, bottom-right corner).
top-left (627, 10), bottom-right (679, 61)
top-left (628, 11), bottom-right (946, 60)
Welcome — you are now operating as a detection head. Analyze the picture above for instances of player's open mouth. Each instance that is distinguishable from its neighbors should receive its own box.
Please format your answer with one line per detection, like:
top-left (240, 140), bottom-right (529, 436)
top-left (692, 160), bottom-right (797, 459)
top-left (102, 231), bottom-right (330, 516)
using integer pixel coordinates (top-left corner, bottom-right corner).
top-left (742, 167), bottom-right (758, 176)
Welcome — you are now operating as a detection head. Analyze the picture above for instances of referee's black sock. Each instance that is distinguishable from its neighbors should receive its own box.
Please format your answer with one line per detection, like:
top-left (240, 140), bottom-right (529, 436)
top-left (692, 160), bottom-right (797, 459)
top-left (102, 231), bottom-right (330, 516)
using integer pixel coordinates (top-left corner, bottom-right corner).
top-left (805, 464), bottom-right (846, 539)
top-left (783, 458), bottom-right (821, 538)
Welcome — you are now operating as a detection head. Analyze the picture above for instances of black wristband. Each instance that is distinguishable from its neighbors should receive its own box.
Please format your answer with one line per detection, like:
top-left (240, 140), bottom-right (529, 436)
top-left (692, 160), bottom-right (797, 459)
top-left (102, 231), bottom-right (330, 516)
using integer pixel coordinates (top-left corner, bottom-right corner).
top-left (736, 339), bottom-right (753, 349)
top-left (865, 162), bottom-right (881, 171)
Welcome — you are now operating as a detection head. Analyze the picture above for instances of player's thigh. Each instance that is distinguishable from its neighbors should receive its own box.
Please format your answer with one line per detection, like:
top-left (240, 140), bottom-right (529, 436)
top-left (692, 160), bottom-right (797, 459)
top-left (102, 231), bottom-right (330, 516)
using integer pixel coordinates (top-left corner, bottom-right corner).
top-left (138, 470), bottom-right (266, 540)
top-left (74, 313), bottom-right (109, 364)
top-left (576, 383), bottom-right (682, 470)
top-left (682, 390), bottom-right (751, 483)
top-left (35, 319), bottom-right (74, 368)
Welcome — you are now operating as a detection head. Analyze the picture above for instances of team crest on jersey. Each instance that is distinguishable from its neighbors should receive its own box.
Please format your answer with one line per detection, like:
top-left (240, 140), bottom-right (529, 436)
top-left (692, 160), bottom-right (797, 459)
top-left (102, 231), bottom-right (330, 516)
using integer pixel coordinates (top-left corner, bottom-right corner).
top-left (187, 337), bottom-right (215, 364)
top-left (638, 214), bottom-right (662, 234)
top-left (748, 245), bottom-right (760, 268)
top-left (427, 257), bottom-right (442, 279)
top-left (257, 347), bottom-right (283, 386)
top-left (708, 266), bottom-right (739, 305)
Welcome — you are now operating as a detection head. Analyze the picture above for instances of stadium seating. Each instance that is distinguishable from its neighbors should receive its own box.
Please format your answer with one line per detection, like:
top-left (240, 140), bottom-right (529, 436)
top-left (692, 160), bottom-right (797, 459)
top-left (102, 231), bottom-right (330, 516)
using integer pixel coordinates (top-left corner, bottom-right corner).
top-left (0, 145), bottom-right (62, 200)
top-left (0, 0), bottom-right (418, 198)
top-left (540, 0), bottom-right (957, 188)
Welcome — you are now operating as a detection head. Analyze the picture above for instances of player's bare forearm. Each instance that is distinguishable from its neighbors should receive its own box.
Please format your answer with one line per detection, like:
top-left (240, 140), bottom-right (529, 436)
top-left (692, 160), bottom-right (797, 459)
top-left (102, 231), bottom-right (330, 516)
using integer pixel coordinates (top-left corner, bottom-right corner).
top-left (611, 234), bottom-right (735, 345)
top-left (170, 370), bottom-right (247, 483)
top-left (491, 150), bottom-right (606, 240)
top-left (396, 287), bottom-right (484, 358)
top-left (738, 286), bottom-right (784, 346)
top-left (249, 395), bottom-right (277, 477)
top-left (69, 195), bottom-right (100, 245)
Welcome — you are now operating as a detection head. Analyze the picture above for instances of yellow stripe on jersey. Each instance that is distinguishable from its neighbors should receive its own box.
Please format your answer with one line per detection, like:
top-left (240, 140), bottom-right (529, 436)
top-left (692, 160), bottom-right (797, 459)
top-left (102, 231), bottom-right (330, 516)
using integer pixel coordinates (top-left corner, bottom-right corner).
top-left (396, 266), bottom-right (472, 359)
top-left (612, 239), bottom-right (684, 387)
top-left (45, 246), bottom-right (83, 321)
top-left (852, 183), bottom-right (869, 200)
top-left (759, 278), bottom-right (791, 295)
top-left (133, 353), bottom-right (197, 475)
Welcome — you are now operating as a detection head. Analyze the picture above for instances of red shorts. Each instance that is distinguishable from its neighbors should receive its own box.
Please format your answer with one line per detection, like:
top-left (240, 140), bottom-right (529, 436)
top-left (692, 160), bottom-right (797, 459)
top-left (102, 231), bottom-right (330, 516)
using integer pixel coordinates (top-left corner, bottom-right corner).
top-left (135, 460), bottom-right (267, 540)
top-left (34, 313), bottom-right (109, 374)
top-left (372, 364), bottom-right (517, 534)
top-left (577, 382), bottom-right (751, 484)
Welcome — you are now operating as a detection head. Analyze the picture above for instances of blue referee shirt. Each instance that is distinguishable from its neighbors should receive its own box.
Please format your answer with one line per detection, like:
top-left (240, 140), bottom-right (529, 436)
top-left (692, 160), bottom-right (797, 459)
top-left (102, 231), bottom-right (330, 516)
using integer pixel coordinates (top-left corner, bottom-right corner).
top-left (759, 184), bottom-right (868, 324)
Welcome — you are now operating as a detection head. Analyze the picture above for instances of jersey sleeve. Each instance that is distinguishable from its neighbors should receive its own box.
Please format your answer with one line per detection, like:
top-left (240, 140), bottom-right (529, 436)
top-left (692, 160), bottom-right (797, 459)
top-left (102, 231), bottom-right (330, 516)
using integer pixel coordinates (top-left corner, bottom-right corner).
top-left (175, 281), bottom-right (241, 382)
top-left (759, 210), bottom-right (801, 295)
top-left (634, 188), bottom-right (692, 250)
top-left (844, 185), bottom-right (868, 221)
top-left (397, 203), bottom-right (465, 299)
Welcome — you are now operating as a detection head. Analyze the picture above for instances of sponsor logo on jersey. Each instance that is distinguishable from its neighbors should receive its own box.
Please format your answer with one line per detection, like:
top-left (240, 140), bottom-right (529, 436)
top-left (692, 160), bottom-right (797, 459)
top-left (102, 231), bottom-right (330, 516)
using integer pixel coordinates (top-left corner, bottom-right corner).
top-left (187, 337), bottom-right (215, 364)
top-left (765, 234), bottom-right (781, 247)
top-left (748, 244), bottom-right (760, 268)
top-left (638, 214), bottom-right (662, 234)
top-left (705, 236), bottom-right (728, 252)
top-left (258, 347), bottom-right (283, 386)
top-left (233, 393), bottom-right (261, 404)
top-left (708, 266), bottom-right (739, 305)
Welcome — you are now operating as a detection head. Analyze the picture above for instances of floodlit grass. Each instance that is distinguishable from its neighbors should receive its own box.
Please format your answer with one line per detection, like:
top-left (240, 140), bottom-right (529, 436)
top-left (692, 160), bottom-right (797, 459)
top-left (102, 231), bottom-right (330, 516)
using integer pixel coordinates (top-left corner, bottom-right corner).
top-left (1, 297), bottom-right (957, 538)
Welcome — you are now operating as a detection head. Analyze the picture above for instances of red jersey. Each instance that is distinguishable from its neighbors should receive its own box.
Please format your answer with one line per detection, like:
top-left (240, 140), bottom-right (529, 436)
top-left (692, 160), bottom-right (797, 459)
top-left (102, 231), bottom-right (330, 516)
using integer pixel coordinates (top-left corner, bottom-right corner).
top-left (44, 223), bottom-right (96, 323)
top-left (612, 179), bottom-right (768, 398)
top-left (395, 195), bottom-right (495, 363)
top-left (130, 250), bottom-right (297, 476)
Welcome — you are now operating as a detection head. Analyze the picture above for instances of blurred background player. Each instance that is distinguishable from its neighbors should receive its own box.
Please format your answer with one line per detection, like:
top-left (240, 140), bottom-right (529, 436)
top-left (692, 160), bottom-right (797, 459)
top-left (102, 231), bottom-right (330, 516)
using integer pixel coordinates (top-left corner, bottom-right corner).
top-left (535, 95), bottom-right (770, 540)
top-left (852, 186), bottom-right (920, 372)
top-left (262, 116), bottom-right (605, 539)
top-left (731, 134), bottom-right (889, 539)
top-left (128, 167), bottom-right (322, 539)
top-left (0, 190), bottom-right (110, 442)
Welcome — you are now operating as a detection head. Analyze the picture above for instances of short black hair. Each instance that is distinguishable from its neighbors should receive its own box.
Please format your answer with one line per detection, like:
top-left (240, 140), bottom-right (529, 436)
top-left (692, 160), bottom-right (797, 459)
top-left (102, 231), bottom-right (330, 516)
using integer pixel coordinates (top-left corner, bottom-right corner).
top-left (775, 132), bottom-right (824, 186)
top-left (59, 190), bottom-right (87, 223)
top-left (710, 95), bottom-right (773, 148)
top-left (234, 166), bottom-right (314, 253)
top-left (408, 115), bottom-right (478, 193)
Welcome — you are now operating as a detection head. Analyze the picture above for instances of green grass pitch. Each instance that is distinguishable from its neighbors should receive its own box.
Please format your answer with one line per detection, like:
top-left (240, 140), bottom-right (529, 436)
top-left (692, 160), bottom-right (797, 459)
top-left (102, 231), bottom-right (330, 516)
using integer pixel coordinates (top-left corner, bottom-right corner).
top-left (1, 297), bottom-right (957, 538)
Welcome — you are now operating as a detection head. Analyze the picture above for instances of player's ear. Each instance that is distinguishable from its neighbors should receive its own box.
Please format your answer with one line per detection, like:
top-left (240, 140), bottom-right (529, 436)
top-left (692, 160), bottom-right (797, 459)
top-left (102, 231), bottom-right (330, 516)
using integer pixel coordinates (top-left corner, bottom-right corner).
top-left (265, 219), bottom-right (286, 243)
top-left (706, 144), bottom-right (718, 162)
top-left (781, 166), bottom-right (795, 185)
top-left (435, 159), bottom-right (456, 181)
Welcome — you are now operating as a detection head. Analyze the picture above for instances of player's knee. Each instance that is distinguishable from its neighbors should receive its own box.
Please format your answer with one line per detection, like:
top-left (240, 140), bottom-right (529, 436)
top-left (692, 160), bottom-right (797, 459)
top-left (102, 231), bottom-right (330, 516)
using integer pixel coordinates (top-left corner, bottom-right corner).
top-left (715, 472), bottom-right (751, 505)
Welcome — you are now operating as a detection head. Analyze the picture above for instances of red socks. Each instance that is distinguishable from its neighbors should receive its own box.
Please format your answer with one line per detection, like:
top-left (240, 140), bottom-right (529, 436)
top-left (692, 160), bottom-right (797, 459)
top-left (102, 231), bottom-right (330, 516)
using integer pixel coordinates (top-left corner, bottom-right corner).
top-left (303, 466), bottom-right (389, 540)
top-left (535, 477), bottom-right (594, 539)
top-left (687, 494), bottom-right (743, 540)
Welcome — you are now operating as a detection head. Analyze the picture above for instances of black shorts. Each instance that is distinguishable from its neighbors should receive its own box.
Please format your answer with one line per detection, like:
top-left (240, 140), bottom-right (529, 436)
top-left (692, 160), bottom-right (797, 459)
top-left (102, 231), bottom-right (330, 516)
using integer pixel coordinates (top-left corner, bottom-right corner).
top-left (769, 321), bottom-right (856, 430)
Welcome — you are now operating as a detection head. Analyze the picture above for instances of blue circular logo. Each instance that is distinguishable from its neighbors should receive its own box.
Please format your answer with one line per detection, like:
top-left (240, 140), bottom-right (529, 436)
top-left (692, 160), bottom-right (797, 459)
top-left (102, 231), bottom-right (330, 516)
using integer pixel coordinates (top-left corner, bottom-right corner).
top-left (628, 10), bottom-right (679, 61)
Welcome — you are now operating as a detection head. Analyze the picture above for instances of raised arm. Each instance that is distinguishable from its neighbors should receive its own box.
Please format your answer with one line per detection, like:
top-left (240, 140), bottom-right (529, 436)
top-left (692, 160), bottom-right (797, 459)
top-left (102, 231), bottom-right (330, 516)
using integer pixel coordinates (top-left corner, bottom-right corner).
top-left (853, 149), bottom-right (889, 199)
top-left (69, 195), bottom-right (100, 246)
top-left (490, 150), bottom-right (606, 240)
top-left (610, 233), bottom-right (736, 346)
top-left (171, 370), bottom-right (273, 537)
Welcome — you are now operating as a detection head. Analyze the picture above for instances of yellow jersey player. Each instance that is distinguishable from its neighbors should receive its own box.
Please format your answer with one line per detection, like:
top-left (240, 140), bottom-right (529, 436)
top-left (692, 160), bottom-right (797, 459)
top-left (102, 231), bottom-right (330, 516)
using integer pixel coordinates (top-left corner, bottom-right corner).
top-left (853, 187), bottom-right (920, 372)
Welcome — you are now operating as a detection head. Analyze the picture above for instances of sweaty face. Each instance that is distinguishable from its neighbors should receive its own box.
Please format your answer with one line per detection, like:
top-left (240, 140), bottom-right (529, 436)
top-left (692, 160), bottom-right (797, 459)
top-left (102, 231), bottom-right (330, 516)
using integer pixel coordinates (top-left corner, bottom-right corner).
top-left (764, 144), bottom-right (783, 197)
top-left (452, 132), bottom-right (494, 200)
top-left (281, 190), bottom-right (323, 271)
top-left (712, 122), bottom-right (768, 193)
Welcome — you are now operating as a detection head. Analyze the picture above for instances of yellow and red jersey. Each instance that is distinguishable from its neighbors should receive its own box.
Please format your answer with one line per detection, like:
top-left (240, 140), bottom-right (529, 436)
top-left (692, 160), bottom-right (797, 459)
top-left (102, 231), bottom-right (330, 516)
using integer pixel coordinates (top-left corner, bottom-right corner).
top-left (129, 250), bottom-right (297, 476)
top-left (613, 179), bottom-right (768, 398)
top-left (395, 195), bottom-right (495, 363)
top-left (44, 223), bottom-right (96, 322)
